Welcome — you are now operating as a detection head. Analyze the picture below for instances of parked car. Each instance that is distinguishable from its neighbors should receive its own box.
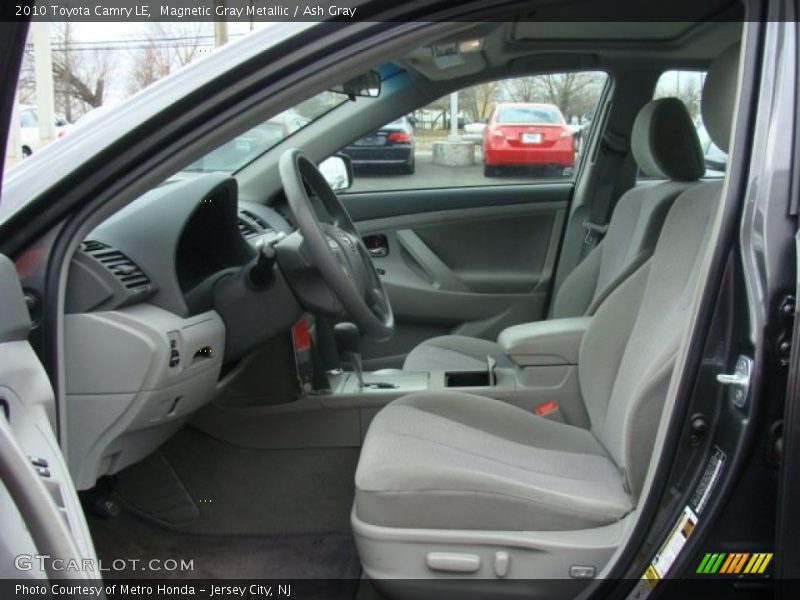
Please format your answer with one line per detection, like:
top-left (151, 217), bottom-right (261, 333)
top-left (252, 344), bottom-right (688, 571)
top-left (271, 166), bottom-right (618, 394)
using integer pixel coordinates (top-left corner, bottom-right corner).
top-left (341, 116), bottom-right (415, 174)
top-left (463, 117), bottom-right (488, 143)
top-left (482, 102), bottom-right (575, 177)
top-left (18, 104), bottom-right (71, 157)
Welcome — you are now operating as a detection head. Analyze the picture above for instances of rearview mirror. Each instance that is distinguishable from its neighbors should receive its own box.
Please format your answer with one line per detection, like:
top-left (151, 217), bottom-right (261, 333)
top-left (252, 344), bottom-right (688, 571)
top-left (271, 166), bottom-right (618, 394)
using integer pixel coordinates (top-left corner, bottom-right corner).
top-left (329, 71), bottom-right (381, 98)
top-left (319, 154), bottom-right (353, 191)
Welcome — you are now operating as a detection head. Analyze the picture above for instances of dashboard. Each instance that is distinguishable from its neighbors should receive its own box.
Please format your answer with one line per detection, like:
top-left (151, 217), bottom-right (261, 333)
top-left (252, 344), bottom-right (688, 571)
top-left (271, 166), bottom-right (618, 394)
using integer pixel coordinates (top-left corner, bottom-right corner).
top-left (62, 174), bottom-right (301, 490)
top-left (66, 173), bottom-right (294, 317)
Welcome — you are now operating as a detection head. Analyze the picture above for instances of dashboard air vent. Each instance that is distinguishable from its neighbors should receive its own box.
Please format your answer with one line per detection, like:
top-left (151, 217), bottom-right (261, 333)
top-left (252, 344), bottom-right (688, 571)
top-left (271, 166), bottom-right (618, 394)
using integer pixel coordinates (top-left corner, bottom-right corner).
top-left (238, 210), bottom-right (273, 238)
top-left (237, 217), bottom-right (258, 237)
top-left (81, 240), bottom-right (108, 253)
top-left (240, 209), bottom-right (269, 230)
top-left (82, 240), bottom-right (151, 290)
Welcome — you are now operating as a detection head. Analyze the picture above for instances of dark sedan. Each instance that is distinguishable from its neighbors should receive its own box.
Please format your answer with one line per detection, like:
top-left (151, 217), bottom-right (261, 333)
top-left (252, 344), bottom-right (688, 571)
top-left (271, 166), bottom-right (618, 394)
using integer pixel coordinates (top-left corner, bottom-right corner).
top-left (341, 116), bottom-right (415, 174)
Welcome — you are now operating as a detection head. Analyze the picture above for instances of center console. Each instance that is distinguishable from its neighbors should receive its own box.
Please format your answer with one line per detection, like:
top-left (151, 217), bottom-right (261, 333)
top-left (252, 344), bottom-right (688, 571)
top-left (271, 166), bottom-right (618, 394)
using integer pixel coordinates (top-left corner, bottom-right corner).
top-left (319, 317), bottom-right (593, 428)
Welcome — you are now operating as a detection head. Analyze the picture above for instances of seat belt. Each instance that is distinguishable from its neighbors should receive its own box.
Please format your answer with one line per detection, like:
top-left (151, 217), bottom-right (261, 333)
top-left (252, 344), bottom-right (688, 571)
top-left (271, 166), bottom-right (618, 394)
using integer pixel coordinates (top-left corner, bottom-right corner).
top-left (580, 131), bottom-right (629, 259)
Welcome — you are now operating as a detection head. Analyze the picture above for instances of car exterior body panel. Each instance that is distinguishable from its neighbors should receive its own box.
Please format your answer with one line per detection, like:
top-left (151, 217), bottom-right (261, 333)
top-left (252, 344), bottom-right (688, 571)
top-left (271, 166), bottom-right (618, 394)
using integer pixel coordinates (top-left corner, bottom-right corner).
top-left (483, 102), bottom-right (575, 169)
top-left (341, 117), bottom-right (415, 173)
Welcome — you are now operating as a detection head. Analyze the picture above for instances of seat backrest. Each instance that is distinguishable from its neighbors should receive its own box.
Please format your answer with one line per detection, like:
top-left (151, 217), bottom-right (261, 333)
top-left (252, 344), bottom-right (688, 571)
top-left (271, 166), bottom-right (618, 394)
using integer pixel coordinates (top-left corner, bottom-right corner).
top-left (578, 43), bottom-right (740, 498)
top-left (550, 97), bottom-right (705, 319)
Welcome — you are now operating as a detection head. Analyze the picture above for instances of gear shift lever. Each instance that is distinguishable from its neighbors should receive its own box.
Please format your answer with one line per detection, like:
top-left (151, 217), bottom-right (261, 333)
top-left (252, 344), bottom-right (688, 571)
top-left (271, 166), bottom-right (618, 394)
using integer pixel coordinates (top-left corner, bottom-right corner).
top-left (334, 322), bottom-right (364, 390)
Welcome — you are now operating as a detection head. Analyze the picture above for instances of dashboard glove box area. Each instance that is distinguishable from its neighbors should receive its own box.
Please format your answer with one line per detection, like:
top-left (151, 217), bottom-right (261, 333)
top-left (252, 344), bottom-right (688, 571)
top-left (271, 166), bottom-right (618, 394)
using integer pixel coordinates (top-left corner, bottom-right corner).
top-left (64, 304), bottom-right (224, 490)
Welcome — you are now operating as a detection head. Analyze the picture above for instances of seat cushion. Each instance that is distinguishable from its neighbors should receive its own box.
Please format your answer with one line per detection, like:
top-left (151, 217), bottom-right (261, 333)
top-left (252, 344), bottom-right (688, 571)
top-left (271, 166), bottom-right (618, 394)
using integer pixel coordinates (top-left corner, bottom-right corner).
top-left (402, 335), bottom-right (514, 371)
top-left (355, 392), bottom-right (632, 531)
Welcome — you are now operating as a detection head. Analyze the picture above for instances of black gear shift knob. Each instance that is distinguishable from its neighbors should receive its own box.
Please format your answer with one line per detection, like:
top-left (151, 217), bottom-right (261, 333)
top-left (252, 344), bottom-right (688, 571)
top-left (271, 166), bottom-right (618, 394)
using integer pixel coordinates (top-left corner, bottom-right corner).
top-left (249, 244), bottom-right (277, 288)
top-left (334, 322), bottom-right (361, 354)
top-left (334, 322), bottom-right (364, 390)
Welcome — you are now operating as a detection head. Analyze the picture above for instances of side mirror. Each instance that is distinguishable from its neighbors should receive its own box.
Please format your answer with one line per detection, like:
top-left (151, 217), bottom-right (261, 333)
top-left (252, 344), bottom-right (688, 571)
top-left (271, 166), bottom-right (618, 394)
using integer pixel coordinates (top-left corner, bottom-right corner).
top-left (319, 154), bottom-right (353, 191)
top-left (704, 156), bottom-right (727, 173)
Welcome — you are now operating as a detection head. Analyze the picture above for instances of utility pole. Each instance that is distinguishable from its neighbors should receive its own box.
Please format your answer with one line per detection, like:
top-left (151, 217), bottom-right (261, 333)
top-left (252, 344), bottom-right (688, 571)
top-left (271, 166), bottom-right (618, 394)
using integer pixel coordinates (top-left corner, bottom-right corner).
top-left (5, 96), bottom-right (22, 167)
top-left (32, 21), bottom-right (56, 148)
top-left (214, 1), bottom-right (229, 47)
top-left (62, 22), bottom-right (72, 122)
top-left (214, 21), bottom-right (229, 47)
top-left (449, 91), bottom-right (460, 141)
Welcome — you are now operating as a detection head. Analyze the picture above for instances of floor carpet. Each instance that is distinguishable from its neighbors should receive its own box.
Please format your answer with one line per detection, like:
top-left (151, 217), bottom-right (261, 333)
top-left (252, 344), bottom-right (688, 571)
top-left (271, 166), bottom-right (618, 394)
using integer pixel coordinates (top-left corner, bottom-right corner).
top-left (87, 426), bottom-right (364, 597)
top-left (116, 427), bottom-right (360, 536)
top-left (89, 511), bottom-right (362, 588)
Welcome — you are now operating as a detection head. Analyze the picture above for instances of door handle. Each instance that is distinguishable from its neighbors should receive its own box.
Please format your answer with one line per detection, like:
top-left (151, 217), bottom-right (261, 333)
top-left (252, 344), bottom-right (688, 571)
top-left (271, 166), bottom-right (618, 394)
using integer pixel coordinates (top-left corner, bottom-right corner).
top-left (363, 234), bottom-right (389, 258)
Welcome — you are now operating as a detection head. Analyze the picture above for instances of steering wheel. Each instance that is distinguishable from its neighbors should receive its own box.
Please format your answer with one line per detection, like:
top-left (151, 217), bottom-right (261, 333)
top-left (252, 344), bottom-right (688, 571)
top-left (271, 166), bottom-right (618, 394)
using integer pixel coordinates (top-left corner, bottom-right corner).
top-left (278, 149), bottom-right (394, 341)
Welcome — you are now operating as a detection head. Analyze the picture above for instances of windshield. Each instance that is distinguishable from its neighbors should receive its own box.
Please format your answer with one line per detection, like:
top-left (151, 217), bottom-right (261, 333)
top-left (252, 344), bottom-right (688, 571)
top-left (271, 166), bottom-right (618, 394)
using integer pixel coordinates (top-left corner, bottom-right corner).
top-left (497, 106), bottom-right (564, 124)
top-left (184, 90), bottom-right (348, 173)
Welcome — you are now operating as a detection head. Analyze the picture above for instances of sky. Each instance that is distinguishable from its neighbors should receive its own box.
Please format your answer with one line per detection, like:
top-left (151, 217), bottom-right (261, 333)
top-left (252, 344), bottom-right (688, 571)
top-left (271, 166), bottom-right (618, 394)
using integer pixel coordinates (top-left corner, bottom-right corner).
top-left (43, 21), bottom-right (276, 106)
top-left (68, 20), bottom-right (271, 41)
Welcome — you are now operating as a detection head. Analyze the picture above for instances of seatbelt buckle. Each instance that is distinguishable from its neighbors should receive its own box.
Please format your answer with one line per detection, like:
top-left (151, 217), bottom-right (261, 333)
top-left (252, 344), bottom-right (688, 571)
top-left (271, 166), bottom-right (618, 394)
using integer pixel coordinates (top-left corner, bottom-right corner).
top-left (535, 401), bottom-right (565, 423)
top-left (582, 220), bottom-right (609, 246)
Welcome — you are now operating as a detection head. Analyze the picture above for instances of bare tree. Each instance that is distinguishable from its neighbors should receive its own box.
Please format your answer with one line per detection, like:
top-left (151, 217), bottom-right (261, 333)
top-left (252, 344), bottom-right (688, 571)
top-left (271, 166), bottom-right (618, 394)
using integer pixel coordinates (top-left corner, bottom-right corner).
top-left (503, 72), bottom-right (606, 121)
top-left (16, 49), bottom-right (36, 106)
top-left (128, 23), bottom-right (210, 94)
top-left (460, 81), bottom-right (500, 121)
top-left (655, 74), bottom-right (702, 121)
top-left (127, 38), bottom-right (172, 93)
top-left (502, 76), bottom-right (539, 104)
top-left (675, 80), bottom-right (701, 120)
top-left (17, 24), bottom-right (112, 119)
top-left (52, 23), bottom-right (112, 117)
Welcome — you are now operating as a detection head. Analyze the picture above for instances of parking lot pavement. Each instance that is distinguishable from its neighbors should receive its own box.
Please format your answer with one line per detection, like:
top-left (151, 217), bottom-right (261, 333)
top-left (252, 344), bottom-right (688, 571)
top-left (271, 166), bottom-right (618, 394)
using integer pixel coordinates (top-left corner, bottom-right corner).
top-left (349, 151), bottom-right (570, 193)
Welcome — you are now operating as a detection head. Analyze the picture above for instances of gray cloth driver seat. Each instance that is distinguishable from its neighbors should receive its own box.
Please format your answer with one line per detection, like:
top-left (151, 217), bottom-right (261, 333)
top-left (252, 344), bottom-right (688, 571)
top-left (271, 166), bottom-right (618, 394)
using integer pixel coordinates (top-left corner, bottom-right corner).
top-left (403, 96), bottom-right (706, 372)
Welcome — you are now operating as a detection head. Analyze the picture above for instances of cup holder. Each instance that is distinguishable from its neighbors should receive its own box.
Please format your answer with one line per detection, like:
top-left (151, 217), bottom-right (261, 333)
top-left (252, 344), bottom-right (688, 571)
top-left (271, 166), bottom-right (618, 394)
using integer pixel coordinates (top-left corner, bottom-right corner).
top-left (445, 371), bottom-right (492, 387)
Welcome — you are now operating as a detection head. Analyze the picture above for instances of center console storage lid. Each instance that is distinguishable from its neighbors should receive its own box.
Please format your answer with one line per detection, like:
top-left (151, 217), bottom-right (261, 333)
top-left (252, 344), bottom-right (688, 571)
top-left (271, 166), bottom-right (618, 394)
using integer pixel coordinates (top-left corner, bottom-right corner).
top-left (498, 317), bottom-right (591, 367)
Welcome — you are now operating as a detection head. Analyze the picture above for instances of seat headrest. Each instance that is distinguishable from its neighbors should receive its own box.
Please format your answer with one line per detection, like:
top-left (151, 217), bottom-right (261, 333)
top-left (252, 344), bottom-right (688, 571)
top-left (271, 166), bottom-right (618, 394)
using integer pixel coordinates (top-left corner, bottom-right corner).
top-left (631, 97), bottom-right (704, 181)
top-left (701, 43), bottom-right (740, 153)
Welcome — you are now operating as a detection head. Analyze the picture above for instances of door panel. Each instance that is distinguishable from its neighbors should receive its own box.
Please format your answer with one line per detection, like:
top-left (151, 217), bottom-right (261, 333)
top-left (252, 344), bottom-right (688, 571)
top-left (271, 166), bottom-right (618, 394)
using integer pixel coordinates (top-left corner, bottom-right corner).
top-left (343, 185), bottom-right (570, 369)
top-left (0, 254), bottom-right (98, 577)
top-left (342, 182), bottom-right (570, 221)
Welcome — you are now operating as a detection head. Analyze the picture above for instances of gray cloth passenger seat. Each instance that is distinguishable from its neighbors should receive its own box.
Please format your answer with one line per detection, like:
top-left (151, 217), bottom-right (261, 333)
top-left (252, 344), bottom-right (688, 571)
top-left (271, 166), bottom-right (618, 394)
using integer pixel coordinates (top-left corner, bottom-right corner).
top-left (403, 96), bottom-right (706, 372)
top-left (354, 42), bottom-right (740, 541)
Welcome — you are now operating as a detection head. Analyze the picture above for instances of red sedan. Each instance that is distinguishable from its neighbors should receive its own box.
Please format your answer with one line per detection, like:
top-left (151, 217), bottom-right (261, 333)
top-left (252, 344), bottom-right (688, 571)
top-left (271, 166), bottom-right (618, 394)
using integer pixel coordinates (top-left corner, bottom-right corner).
top-left (482, 102), bottom-right (575, 177)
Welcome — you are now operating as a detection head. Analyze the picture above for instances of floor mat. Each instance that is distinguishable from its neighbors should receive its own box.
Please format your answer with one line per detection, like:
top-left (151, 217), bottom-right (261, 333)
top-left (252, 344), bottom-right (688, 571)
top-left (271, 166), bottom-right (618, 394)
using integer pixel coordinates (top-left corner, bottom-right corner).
top-left (89, 511), bottom-right (362, 585)
top-left (115, 426), bottom-right (360, 535)
top-left (115, 450), bottom-right (200, 527)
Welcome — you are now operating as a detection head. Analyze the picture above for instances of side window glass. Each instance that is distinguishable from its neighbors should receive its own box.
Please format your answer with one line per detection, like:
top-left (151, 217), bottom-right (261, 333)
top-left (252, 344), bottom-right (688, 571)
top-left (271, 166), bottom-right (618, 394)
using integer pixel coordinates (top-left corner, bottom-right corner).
top-left (654, 69), bottom-right (727, 178)
top-left (340, 71), bottom-right (608, 192)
